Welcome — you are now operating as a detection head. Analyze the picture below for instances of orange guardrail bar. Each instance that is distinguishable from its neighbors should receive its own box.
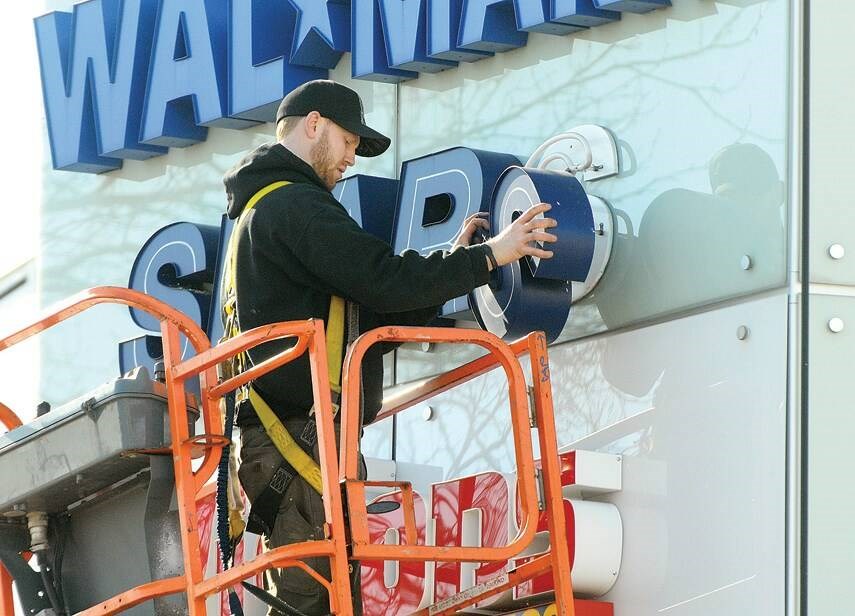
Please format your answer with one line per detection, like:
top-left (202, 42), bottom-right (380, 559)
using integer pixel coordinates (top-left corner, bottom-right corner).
top-left (0, 287), bottom-right (574, 616)
top-left (0, 564), bottom-right (13, 616)
top-left (0, 287), bottom-right (354, 616)
top-left (527, 332), bottom-right (575, 616)
top-left (340, 327), bottom-right (538, 563)
top-left (158, 316), bottom-right (354, 615)
top-left (338, 326), bottom-right (575, 616)
top-left (374, 337), bottom-right (530, 423)
top-left (0, 400), bottom-right (23, 431)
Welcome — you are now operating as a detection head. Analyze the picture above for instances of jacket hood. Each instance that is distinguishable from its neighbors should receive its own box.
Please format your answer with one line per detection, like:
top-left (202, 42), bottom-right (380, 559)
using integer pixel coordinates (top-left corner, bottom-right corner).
top-left (223, 143), bottom-right (328, 219)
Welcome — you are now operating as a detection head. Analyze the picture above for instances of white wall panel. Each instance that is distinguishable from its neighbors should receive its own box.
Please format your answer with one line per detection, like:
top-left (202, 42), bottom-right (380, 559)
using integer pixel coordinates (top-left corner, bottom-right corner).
top-left (394, 293), bottom-right (787, 614)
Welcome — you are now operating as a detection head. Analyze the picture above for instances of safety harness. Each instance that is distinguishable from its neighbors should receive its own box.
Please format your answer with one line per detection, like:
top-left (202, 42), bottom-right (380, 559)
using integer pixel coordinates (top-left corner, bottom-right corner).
top-left (215, 181), bottom-right (354, 614)
top-left (222, 178), bottom-right (351, 500)
top-left (216, 180), bottom-right (408, 616)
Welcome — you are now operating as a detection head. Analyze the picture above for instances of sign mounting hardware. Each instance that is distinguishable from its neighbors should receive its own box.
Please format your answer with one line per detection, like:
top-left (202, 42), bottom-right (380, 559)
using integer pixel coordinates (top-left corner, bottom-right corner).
top-left (526, 124), bottom-right (619, 182)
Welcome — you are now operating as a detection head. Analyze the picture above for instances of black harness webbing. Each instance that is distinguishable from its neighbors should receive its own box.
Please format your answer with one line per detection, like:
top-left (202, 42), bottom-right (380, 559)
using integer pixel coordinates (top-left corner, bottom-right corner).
top-left (244, 417), bottom-right (318, 537)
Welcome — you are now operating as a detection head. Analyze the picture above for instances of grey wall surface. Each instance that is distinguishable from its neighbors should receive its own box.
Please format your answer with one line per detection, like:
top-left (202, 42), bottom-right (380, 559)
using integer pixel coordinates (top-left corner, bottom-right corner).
top-left (806, 295), bottom-right (855, 613)
top-left (807, 2), bottom-right (855, 613)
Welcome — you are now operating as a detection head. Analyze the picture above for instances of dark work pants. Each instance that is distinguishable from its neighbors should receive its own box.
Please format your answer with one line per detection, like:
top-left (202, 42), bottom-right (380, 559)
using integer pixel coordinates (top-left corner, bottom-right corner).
top-left (238, 423), bottom-right (364, 616)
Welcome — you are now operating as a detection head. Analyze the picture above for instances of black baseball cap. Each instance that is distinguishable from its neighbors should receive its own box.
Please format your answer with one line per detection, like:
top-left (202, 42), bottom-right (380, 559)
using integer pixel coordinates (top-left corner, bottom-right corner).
top-left (276, 80), bottom-right (391, 157)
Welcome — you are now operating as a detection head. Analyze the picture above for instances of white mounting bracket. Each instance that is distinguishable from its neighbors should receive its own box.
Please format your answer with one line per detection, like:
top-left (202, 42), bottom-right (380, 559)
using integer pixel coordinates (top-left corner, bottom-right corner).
top-left (525, 126), bottom-right (618, 302)
top-left (526, 124), bottom-right (619, 182)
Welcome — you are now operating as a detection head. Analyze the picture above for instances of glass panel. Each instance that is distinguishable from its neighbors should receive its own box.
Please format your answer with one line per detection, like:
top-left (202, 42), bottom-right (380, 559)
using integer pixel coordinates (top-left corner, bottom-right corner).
top-left (397, 1), bottom-right (788, 333)
top-left (392, 0), bottom-right (789, 384)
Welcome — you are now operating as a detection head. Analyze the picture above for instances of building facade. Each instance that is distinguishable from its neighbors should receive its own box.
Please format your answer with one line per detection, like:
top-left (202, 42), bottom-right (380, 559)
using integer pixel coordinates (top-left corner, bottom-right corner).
top-left (4, 0), bottom-right (852, 614)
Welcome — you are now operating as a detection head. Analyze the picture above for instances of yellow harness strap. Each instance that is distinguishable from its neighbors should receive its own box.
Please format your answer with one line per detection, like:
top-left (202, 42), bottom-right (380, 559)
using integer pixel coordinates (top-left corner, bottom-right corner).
top-left (222, 181), bottom-right (346, 497)
top-left (327, 295), bottom-right (345, 401)
top-left (248, 387), bottom-right (324, 493)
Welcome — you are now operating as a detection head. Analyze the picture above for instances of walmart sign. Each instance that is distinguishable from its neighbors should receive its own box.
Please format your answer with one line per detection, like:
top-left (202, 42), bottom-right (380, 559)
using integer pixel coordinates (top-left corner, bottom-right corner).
top-left (35, 0), bottom-right (669, 174)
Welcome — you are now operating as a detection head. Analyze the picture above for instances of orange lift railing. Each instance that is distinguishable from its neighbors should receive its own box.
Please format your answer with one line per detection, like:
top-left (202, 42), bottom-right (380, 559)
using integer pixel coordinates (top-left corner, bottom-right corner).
top-left (0, 286), bottom-right (575, 615)
top-left (340, 327), bottom-right (574, 615)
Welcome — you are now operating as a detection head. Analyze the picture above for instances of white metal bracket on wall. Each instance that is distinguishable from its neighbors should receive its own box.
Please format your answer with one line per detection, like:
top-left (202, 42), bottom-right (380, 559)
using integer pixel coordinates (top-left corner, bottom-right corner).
top-left (525, 125), bottom-right (619, 303)
top-left (525, 124), bottom-right (619, 182)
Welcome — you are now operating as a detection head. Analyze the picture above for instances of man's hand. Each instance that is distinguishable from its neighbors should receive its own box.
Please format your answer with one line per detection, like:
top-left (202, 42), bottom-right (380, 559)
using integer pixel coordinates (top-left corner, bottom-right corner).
top-left (451, 212), bottom-right (490, 251)
top-left (486, 203), bottom-right (557, 268)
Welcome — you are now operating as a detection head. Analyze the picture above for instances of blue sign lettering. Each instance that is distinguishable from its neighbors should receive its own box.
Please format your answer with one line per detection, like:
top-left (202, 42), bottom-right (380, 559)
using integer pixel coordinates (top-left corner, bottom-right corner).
top-left (593, 0), bottom-right (670, 14)
top-left (352, 0), bottom-right (417, 82)
top-left (288, 0), bottom-right (350, 69)
top-left (426, 0), bottom-right (490, 62)
top-left (36, 0), bottom-right (669, 174)
top-left (34, 0), bottom-right (165, 173)
top-left (393, 147), bottom-right (519, 318)
top-left (353, 0), bottom-right (456, 81)
top-left (118, 334), bottom-right (164, 381)
top-left (141, 0), bottom-right (244, 147)
top-left (120, 219), bottom-right (223, 383)
top-left (228, 0), bottom-right (328, 122)
top-left (458, 0), bottom-right (540, 52)
top-left (127, 220), bottom-right (219, 331)
top-left (470, 166), bottom-right (595, 342)
top-left (332, 174), bottom-right (400, 245)
top-left (552, 1), bottom-right (620, 29)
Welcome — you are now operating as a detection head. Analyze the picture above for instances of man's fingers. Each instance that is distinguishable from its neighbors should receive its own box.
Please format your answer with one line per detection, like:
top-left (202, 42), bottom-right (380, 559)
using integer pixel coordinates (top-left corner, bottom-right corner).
top-left (524, 218), bottom-right (557, 232)
top-left (524, 247), bottom-right (554, 259)
top-left (462, 219), bottom-right (488, 239)
top-left (529, 231), bottom-right (558, 243)
top-left (463, 213), bottom-right (490, 232)
top-left (518, 203), bottom-right (551, 223)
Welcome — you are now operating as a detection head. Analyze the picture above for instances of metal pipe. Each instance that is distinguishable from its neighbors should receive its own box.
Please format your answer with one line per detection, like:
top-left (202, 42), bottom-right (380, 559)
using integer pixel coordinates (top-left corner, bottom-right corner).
top-left (26, 511), bottom-right (48, 553)
top-left (786, 0), bottom-right (807, 614)
top-left (27, 512), bottom-right (66, 615)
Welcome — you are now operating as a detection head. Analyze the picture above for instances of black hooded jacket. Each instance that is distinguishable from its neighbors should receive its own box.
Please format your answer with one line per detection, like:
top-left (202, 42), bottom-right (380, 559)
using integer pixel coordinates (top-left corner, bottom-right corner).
top-left (223, 143), bottom-right (492, 426)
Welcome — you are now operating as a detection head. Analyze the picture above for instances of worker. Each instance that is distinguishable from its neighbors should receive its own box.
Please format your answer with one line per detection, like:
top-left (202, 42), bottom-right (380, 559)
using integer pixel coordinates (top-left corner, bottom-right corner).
top-left (222, 79), bottom-right (558, 615)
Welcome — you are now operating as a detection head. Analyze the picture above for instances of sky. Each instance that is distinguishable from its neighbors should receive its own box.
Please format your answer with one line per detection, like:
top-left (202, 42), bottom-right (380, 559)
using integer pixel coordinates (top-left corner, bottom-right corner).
top-left (0, 3), bottom-right (44, 278)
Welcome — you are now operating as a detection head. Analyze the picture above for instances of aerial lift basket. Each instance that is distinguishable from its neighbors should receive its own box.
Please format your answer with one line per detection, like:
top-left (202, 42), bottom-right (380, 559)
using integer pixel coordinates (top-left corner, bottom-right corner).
top-left (0, 287), bottom-right (577, 616)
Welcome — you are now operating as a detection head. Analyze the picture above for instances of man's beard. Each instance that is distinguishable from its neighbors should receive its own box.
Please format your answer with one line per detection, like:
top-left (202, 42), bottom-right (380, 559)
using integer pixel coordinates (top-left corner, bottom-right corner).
top-left (310, 128), bottom-right (337, 190)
